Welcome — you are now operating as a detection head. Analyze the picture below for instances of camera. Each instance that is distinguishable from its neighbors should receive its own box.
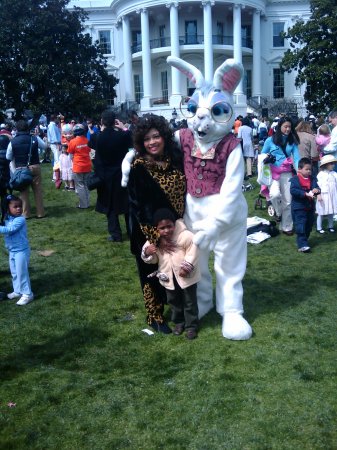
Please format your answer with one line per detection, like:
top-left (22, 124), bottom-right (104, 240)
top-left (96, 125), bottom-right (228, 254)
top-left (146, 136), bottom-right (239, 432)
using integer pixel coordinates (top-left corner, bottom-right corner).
top-left (263, 154), bottom-right (276, 164)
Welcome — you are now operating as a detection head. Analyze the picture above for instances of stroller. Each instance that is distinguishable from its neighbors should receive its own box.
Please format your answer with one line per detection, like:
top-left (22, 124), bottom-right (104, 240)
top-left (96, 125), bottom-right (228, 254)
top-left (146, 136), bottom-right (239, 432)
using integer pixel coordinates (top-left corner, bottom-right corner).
top-left (254, 185), bottom-right (276, 218)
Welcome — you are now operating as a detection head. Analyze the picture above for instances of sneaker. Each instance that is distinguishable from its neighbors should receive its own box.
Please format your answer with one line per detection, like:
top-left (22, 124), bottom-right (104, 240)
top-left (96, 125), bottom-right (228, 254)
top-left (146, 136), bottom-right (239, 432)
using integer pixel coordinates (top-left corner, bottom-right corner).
top-left (186, 329), bottom-right (198, 340)
top-left (7, 292), bottom-right (21, 300)
top-left (298, 246), bottom-right (310, 253)
top-left (317, 229), bottom-right (325, 234)
top-left (173, 324), bottom-right (185, 336)
top-left (328, 228), bottom-right (335, 233)
top-left (16, 294), bottom-right (34, 306)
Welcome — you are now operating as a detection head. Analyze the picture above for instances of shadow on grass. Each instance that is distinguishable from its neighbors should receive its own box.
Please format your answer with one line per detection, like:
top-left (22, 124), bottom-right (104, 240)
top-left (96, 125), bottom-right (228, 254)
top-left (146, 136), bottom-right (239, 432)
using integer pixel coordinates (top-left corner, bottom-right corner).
top-left (31, 269), bottom-right (97, 297)
top-left (194, 268), bottom-right (329, 333)
top-left (243, 271), bottom-right (327, 322)
top-left (0, 326), bottom-right (110, 381)
top-left (45, 205), bottom-right (96, 219)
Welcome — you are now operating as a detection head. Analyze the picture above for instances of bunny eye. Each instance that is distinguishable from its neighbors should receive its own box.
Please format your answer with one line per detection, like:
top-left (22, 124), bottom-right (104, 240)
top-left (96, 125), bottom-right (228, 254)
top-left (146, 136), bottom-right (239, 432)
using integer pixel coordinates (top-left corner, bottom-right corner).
top-left (187, 100), bottom-right (198, 115)
top-left (211, 101), bottom-right (233, 123)
top-left (180, 97), bottom-right (198, 118)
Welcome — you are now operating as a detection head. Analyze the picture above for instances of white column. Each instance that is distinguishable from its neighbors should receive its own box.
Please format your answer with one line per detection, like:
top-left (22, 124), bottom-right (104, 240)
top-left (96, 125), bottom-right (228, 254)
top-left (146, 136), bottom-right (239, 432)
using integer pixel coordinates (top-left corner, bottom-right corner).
top-left (139, 8), bottom-right (152, 109)
top-left (167, 1), bottom-right (181, 106)
top-left (122, 16), bottom-right (133, 102)
top-left (252, 9), bottom-right (262, 102)
top-left (202, 0), bottom-right (214, 83)
top-left (233, 4), bottom-right (243, 96)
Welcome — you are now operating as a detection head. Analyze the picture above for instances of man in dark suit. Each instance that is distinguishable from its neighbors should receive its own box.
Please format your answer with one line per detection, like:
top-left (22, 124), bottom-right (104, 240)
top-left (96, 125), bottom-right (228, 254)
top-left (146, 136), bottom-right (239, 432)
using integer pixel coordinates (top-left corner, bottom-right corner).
top-left (89, 110), bottom-right (132, 242)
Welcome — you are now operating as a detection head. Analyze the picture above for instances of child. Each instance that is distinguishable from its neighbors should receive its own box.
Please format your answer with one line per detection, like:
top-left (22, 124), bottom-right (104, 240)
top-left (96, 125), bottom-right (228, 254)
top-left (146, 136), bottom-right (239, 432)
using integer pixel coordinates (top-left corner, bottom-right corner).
top-left (141, 208), bottom-right (200, 340)
top-left (315, 154), bottom-right (337, 233)
top-left (316, 124), bottom-right (331, 157)
top-left (0, 195), bottom-right (33, 305)
top-left (290, 157), bottom-right (320, 253)
top-left (59, 144), bottom-right (75, 190)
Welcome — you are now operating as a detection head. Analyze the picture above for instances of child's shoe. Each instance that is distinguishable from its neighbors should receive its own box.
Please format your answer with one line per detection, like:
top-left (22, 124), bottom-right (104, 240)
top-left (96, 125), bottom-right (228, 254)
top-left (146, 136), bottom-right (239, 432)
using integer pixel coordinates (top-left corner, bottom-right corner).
top-left (328, 228), bottom-right (335, 233)
top-left (16, 294), bottom-right (34, 306)
top-left (298, 246), bottom-right (310, 253)
top-left (317, 229), bottom-right (325, 234)
top-left (186, 329), bottom-right (198, 340)
top-left (7, 292), bottom-right (21, 300)
top-left (173, 324), bottom-right (185, 335)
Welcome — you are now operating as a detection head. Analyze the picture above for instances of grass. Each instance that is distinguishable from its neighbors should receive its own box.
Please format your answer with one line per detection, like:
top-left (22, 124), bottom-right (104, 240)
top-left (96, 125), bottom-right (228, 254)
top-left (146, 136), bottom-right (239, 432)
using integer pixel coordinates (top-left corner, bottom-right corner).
top-left (0, 165), bottom-right (336, 450)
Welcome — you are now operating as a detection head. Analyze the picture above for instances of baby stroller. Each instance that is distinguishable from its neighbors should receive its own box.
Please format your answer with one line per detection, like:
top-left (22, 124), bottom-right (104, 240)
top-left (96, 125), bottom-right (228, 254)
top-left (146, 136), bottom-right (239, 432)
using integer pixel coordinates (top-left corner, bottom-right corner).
top-left (254, 185), bottom-right (276, 218)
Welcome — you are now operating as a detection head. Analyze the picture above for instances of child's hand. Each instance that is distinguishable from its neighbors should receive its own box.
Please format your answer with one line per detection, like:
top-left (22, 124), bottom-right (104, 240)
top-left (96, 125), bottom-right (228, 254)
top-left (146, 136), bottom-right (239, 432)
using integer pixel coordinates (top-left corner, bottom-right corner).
top-left (145, 244), bottom-right (157, 256)
top-left (312, 188), bottom-right (320, 195)
top-left (317, 194), bottom-right (322, 202)
top-left (179, 268), bottom-right (189, 278)
top-left (306, 191), bottom-right (314, 198)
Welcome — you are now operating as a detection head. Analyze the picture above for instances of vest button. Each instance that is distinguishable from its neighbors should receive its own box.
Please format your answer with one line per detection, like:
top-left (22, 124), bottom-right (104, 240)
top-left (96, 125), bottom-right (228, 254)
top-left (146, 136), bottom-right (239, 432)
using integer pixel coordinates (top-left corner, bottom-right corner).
top-left (200, 161), bottom-right (206, 166)
top-left (197, 173), bottom-right (203, 180)
top-left (195, 188), bottom-right (202, 194)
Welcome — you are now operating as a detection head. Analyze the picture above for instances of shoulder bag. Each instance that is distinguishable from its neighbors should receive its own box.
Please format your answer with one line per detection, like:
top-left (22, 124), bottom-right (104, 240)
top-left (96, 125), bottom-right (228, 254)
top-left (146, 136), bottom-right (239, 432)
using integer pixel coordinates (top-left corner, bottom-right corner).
top-left (10, 137), bottom-right (34, 191)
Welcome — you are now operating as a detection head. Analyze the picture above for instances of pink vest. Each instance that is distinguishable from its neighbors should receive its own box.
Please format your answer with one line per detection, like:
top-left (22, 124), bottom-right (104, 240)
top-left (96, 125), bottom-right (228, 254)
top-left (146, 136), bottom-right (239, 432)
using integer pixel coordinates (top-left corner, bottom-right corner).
top-left (180, 128), bottom-right (240, 198)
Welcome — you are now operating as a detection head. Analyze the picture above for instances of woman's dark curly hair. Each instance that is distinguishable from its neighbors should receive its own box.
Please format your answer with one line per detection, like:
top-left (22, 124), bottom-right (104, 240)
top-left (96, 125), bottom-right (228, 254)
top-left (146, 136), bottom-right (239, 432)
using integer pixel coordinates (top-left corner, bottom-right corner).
top-left (273, 116), bottom-right (300, 147)
top-left (133, 114), bottom-right (183, 170)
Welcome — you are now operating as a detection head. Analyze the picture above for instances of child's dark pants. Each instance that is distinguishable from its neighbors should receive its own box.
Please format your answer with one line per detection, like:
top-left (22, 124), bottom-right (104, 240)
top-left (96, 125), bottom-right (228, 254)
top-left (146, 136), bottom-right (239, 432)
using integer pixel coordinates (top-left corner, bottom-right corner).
top-left (166, 275), bottom-right (199, 331)
top-left (292, 208), bottom-right (315, 249)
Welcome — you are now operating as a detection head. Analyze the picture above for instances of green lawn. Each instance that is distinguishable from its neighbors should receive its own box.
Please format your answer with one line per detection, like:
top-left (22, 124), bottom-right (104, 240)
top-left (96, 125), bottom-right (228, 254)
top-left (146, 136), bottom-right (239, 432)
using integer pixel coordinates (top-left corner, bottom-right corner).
top-left (0, 165), bottom-right (336, 450)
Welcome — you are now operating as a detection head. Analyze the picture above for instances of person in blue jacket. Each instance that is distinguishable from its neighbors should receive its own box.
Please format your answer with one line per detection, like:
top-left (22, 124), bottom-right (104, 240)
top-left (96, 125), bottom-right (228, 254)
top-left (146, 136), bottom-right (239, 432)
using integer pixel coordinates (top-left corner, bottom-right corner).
top-left (0, 195), bottom-right (33, 305)
top-left (262, 116), bottom-right (300, 235)
top-left (290, 157), bottom-right (320, 253)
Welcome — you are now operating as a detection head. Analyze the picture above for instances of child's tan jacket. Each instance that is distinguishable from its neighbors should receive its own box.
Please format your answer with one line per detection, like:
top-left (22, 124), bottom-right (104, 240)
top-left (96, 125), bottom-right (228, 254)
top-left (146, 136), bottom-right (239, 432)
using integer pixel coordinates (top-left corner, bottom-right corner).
top-left (142, 219), bottom-right (201, 290)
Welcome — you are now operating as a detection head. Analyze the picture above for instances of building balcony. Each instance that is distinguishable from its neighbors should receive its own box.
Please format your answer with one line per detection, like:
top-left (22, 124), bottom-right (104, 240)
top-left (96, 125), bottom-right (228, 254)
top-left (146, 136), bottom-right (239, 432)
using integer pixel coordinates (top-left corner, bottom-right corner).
top-left (131, 35), bottom-right (253, 54)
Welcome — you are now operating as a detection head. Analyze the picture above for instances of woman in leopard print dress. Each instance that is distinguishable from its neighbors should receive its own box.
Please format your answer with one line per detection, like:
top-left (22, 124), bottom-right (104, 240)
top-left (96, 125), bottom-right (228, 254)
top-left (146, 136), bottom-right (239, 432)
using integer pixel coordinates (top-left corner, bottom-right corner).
top-left (128, 115), bottom-right (186, 333)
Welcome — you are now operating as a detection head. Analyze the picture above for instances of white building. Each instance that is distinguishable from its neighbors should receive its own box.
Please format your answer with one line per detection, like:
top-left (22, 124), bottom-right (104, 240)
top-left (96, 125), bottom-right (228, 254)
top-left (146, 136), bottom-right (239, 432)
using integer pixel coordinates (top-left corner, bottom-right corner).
top-left (69, 0), bottom-right (310, 118)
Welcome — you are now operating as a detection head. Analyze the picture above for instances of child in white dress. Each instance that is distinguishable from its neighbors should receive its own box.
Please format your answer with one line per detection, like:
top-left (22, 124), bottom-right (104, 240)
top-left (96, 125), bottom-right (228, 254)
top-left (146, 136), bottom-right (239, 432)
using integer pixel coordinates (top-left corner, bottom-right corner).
top-left (59, 144), bottom-right (75, 190)
top-left (316, 155), bottom-right (337, 233)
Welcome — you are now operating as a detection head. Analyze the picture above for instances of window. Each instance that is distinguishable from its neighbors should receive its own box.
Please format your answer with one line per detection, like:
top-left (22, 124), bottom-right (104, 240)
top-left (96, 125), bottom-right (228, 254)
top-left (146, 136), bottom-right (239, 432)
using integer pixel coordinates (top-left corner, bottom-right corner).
top-left (132, 30), bottom-right (142, 52)
top-left (99, 30), bottom-right (111, 54)
top-left (161, 71), bottom-right (168, 102)
top-left (244, 69), bottom-right (252, 98)
top-left (103, 80), bottom-right (115, 106)
top-left (216, 22), bottom-right (224, 44)
top-left (273, 68), bottom-right (284, 98)
top-left (134, 74), bottom-right (143, 104)
top-left (159, 25), bottom-right (166, 47)
top-left (242, 25), bottom-right (252, 47)
top-left (273, 22), bottom-right (284, 47)
top-left (185, 21), bottom-right (197, 44)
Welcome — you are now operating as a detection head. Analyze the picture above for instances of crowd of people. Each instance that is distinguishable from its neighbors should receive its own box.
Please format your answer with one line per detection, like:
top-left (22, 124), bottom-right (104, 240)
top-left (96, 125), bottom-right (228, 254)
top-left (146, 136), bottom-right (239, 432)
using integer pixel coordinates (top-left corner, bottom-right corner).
top-left (0, 109), bottom-right (336, 340)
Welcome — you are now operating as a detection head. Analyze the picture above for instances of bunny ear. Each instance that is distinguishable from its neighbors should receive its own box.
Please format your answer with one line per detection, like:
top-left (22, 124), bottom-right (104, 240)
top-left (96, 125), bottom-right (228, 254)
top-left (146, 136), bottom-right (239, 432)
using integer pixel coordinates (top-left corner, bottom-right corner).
top-left (213, 59), bottom-right (244, 94)
top-left (167, 56), bottom-right (204, 89)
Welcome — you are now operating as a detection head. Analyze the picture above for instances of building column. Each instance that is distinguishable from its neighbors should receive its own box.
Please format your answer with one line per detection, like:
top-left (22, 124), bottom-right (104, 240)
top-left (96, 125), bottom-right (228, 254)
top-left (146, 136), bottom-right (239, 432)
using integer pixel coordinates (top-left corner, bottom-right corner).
top-left (233, 4), bottom-right (246, 105)
top-left (122, 15), bottom-right (133, 102)
top-left (139, 8), bottom-right (152, 109)
top-left (252, 9), bottom-right (262, 103)
top-left (167, 1), bottom-right (181, 106)
top-left (202, 0), bottom-right (214, 83)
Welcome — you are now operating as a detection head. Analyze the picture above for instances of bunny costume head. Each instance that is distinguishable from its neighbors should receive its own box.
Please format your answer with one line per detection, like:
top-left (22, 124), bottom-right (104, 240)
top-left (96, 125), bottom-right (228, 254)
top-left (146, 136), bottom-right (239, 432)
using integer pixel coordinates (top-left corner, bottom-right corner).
top-left (168, 56), bottom-right (243, 151)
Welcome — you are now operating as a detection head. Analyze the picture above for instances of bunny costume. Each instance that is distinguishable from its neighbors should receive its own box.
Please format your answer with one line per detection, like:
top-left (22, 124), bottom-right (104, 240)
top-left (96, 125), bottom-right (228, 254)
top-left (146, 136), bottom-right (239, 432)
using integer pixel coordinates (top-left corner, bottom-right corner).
top-left (167, 56), bottom-right (252, 340)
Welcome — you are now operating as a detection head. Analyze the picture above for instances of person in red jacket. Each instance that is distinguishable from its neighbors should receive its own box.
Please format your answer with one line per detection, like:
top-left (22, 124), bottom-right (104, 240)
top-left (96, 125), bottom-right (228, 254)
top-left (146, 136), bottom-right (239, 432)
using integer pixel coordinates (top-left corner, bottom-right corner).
top-left (67, 124), bottom-right (92, 209)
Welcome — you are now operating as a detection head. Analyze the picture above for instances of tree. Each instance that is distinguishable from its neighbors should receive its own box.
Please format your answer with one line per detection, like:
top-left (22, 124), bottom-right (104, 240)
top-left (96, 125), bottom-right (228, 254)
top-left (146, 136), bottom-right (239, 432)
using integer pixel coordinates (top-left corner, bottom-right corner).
top-left (0, 0), bottom-right (118, 118)
top-left (281, 0), bottom-right (337, 114)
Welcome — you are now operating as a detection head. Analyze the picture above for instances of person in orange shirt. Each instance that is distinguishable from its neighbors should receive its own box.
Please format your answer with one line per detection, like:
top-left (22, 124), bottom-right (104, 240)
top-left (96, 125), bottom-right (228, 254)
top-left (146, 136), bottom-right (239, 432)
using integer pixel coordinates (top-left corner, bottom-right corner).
top-left (67, 124), bottom-right (92, 209)
top-left (233, 115), bottom-right (243, 136)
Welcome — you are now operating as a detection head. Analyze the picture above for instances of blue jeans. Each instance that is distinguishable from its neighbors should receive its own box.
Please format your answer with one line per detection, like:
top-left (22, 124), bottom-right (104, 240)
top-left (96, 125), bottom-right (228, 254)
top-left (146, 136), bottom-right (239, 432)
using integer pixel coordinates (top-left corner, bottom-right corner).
top-left (292, 208), bottom-right (315, 249)
top-left (9, 249), bottom-right (32, 295)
